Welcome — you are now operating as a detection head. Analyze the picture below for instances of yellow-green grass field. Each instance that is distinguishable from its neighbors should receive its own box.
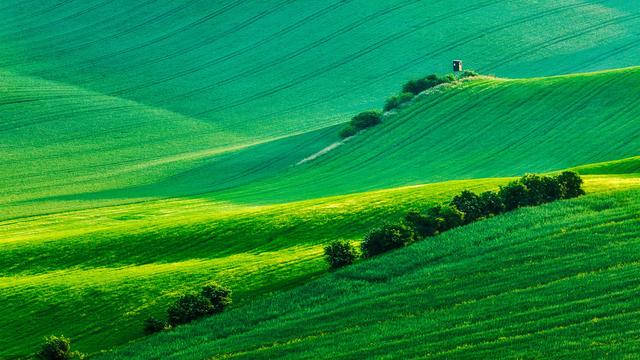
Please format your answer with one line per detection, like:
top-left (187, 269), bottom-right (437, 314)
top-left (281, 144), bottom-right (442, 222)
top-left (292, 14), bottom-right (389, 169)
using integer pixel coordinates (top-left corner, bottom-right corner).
top-left (99, 182), bottom-right (640, 359)
top-left (1, 172), bottom-right (638, 357)
top-left (2, 2), bottom-right (640, 356)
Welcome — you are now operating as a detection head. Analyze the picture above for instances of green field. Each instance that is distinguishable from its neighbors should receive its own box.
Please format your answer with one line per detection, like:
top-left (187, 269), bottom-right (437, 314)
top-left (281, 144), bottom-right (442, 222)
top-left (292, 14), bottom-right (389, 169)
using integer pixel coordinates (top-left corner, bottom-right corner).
top-left (99, 186), bottom-right (640, 359)
top-left (2, 1), bottom-right (640, 358)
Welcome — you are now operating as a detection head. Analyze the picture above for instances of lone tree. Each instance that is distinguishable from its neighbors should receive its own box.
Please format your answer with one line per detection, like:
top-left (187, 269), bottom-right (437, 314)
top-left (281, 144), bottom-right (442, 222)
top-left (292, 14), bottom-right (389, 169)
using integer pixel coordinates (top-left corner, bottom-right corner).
top-left (324, 240), bottom-right (358, 269)
top-left (37, 335), bottom-right (84, 360)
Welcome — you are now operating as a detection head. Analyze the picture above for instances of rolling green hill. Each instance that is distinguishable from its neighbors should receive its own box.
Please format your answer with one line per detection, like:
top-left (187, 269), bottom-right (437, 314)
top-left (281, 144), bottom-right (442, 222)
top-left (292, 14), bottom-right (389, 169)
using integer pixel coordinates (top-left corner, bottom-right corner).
top-left (50, 67), bottom-right (640, 208)
top-left (2, 0), bottom-right (640, 134)
top-left (98, 186), bottom-right (640, 359)
top-left (2, 66), bottom-right (640, 357)
top-left (2, 1), bottom-right (640, 358)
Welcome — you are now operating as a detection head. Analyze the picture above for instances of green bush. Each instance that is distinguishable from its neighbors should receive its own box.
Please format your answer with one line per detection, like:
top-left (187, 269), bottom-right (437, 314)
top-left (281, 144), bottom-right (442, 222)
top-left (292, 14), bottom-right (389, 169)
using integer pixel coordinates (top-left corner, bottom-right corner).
top-left (557, 171), bottom-right (585, 199)
top-left (339, 111), bottom-right (382, 138)
top-left (351, 111), bottom-right (382, 129)
top-left (167, 294), bottom-right (213, 326)
top-left (143, 317), bottom-right (168, 334)
top-left (37, 335), bottom-right (84, 360)
top-left (428, 204), bottom-right (465, 231)
top-left (404, 210), bottom-right (442, 238)
top-left (383, 92), bottom-right (414, 112)
top-left (499, 181), bottom-right (530, 211)
top-left (201, 283), bottom-right (232, 313)
top-left (520, 174), bottom-right (549, 206)
top-left (450, 190), bottom-right (483, 223)
top-left (167, 283), bottom-right (232, 327)
top-left (339, 126), bottom-right (357, 139)
top-left (323, 240), bottom-right (358, 269)
top-left (361, 223), bottom-right (415, 258)
top-left (478, 190), bottom-right (505, 216)
top-left (402, 74), bottom-right (454, 95)
top-left (460, 70), bottom-right (479, 78)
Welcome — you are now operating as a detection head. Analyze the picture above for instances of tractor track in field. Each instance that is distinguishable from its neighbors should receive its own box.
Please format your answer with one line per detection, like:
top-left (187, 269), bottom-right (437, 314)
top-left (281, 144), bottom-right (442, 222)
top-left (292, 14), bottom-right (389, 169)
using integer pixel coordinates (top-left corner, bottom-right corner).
top-left (71, 0), bottom-right (284, 80)
top-left (488, 72), bottom-right (623, 159)
top-left (44, 0), bottom-right (249, 76)
top-left (0, 0), bottom-right (114, 41)
top-left (36, 0), bottom-right (201, 63)
top-left (1, 0), bottom-right (160, 58)
top-left (191, 0), bottom-right (501, 117)
top-left (110, 0), bottom-right (416, 98)
top-left (210, 0), bottom-right (606, 124)
top-left (0, 0), bottom-right (75, 32)
top-left (484, 11), bottom-right (640, 73)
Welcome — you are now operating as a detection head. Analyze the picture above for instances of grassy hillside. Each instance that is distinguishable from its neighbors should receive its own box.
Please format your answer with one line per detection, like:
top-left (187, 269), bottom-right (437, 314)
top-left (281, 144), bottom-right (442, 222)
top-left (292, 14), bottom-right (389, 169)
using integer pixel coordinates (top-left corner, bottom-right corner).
top-left (0, 177), bottom-right (509, 356)
top-left (3, 5), bottom-right (640, 219)
top-left (1, 0), bottom-right (639, 134)
top-left (98, 186), bottom-right (640, 359)
top-left (2, 2), bottom-right (640, 357)
top-left (1, 174), bottom-right (638, 357)
top-left (81, 67), bottom-right (640, 206)
top-left (2, 66), bottom-right (640, 356)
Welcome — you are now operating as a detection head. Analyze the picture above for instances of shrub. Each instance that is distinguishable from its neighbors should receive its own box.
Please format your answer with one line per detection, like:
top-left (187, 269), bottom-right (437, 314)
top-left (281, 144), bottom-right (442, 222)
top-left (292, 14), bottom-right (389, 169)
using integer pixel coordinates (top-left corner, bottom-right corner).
top-left (450, 190), bottom-right (483, 223)
top-left (323, 240), bottom-right (358, 268)
top-left (520, 174), bottom-right (548, 206)
top-left (339, 111), bottom-right (382, 138)
top-left (351, 111), bottom-right (382, 130)
top-left (361, 223), bottom-right (415, 258)
top-left (37, 335), bottom-right (84, 360)
top-left (339, 126), bottom-right (357, 139)
top-left (167, 294), bottom-right (214, 326)
top-left (557, 171), bottom-right (585, 199)
top-left (383, 92), bottom-right (414, 112)
top-left (499, 181), bottom-right (529, 211)
top-left (143, 317), bottom-right (168, 334)
top-left (428, 204), bottom-right (465, 231)
top-left (460, 70), bottom-right (479, 78)
top-left (402, 74), bottom-right (453, 95)
top-left (404, 210), bottom-right (442, 238)
top-left (167, 283), bottom-right (232, 327)
top-left (541, 175), bottom-right (563, 202)
top-left (478, 190), bottom-right (505, 216)
top-left (201, 283), bottom-right (232, 313)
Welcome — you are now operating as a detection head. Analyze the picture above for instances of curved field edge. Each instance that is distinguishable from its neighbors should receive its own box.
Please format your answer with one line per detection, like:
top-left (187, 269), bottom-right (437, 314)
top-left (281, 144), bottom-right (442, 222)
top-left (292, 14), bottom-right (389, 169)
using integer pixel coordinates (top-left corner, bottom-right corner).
top-left (98, 186), bottom-right (640, 360)
top-left (1, 174), bottom-right (638, 357)
top-left (2, 0), bottom-right (640, 133)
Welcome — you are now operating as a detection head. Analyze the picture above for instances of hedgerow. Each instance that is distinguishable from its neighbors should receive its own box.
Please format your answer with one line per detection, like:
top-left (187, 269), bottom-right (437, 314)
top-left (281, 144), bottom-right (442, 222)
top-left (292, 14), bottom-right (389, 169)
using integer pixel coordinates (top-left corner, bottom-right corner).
top-left (339, 172), bottom-right (585, 262)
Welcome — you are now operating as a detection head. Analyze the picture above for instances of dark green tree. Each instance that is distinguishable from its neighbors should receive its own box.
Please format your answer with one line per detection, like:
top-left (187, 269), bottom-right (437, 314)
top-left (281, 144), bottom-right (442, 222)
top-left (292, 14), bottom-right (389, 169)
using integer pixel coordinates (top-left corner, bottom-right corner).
top-left (361, 223), bottom-right (415, 258)
top-left (201, 283), bottom-right (232, 313)
top-left (37, 335), bottom-right (84, 360)
top-left (557, 171), bottom-right (585, 199)
top-left (404, 210), bottom-right (442, 238)
top-left (499, 182), bottom-right (529, 211)
top-left (478, 190), bottom-right (505, 216)
top-left (167, 294), bottom-right (214, 326)
top-left (323, 240), bottom-right (359, 268)
top-left (450, 190), bottom-right (483, 223)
